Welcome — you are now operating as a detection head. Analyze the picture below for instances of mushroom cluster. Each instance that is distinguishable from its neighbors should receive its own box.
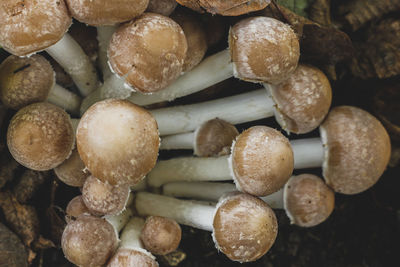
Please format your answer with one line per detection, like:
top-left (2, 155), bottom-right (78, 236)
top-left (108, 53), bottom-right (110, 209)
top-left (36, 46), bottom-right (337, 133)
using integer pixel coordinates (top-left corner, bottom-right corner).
top-left (0, 2), bottom-right (392, 266)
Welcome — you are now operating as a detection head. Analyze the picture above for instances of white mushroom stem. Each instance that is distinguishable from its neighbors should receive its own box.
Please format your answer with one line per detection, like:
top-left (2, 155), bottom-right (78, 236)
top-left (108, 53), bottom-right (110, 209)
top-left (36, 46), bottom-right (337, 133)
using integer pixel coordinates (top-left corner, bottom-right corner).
top-left (97, 25), bottom-right (117, 79)
top-left (163, 182), bottom-right (284, 209)
top-left (47, 83), bottom-right (81, 115)
top-left (70, 118), bottom-right (80, 134)
top-left (147, 138), bottom-right (325, 187)
top-left (45, 33), bottom-right (99, 96)
top-left (152, 89), bottom-right (275, 136)
top-left (104, 207), bottom-right (133, 238)
top-left (160, 132), bottom-right (195, 150)
top-left (119, 217), bottom-right (145, 250)
top-left (136, 192), bottom-right (215, 232)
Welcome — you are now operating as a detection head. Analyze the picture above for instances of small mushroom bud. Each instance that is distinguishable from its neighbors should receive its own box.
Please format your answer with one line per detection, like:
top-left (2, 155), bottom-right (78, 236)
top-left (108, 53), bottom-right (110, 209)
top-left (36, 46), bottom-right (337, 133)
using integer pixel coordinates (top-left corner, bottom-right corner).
top-left (65, 195), bottom-right (91, 223)
top-left (54, 149), bottom-right (89, 187)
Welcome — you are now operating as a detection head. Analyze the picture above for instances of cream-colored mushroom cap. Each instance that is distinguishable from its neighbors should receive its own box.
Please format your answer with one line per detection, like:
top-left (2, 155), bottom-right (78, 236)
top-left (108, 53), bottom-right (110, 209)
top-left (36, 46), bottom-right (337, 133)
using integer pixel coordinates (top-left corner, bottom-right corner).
top-left (0, 0), bottom-right (71, 56)
top-left (0, 55), bottom-right (54, 110)
top-left (284, 174), bottom-right (335, 227)
top-left (229, 17), bottom-right (300, 85)
top-left (62, 215), bottom-right (118, 267)
top-left (107, 248), bottom-right (159, 267)
top-left (108, 13), bottom-right (187, 93)
top-left (320, 106), bottom-right (391, 194)
top-left (198, 0), bottom-right (271, 16)
top-left (77, 99), bottom-right (159, 186)
top-left (230, 126), bottom-right (294, 196)
top-left (269, 64), bottom-right (332, 134)
top-left (213, 192), bottom-right (278, 262)
top-left (65, 0), bottom-right (149, 26)
top-left (7, 102), bottom-right (74, 171)
top-left (54, 149), bottom-right (90, 187)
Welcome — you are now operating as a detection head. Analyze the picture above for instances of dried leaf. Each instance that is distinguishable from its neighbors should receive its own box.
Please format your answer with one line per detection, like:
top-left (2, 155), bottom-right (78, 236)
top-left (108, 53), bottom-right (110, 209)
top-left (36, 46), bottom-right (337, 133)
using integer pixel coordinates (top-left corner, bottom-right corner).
top-left (0, 222), bottom-right (28, 267)
top-left (12, 169), bottom-right (50, 203)
top-left (32, 235), bottom-right (55, 250)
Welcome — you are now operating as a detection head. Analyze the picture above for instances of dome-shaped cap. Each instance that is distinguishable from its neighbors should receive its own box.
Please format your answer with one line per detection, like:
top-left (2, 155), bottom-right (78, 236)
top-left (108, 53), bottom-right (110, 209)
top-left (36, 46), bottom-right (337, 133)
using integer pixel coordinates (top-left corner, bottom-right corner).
top-left (108, 13), bottom-right (187, 93)
top-left (65, 0), bottom-right (149, 26)
top-left (0, 55), bottom-right (54, 110)
top-left (0, 0), bottom-right (71, 56)
top-left (107, 248), bottom-right (158, 267)
top-left (284, 174), bottom-right (335, 227)
top-left (229, 17), bottom-right (300, 85)
top-left (65, 195), bottom-right (91, 223)
top-left (54, 149), bottom-right (90, 187)
top-left (77, 99), bottom-right (159, 186)
top-left (7, 102), bottom-right (74, 171)
top-left (269, 64), bottom-right (332, 134)
top-left (198, 0), bottom-right (271, 16)
top-left (320, 106), bottom-right (391, 194)
top-left (213, 192), bottom-right (278, 262)
top-left (230, 126), bottom-right (294, 196)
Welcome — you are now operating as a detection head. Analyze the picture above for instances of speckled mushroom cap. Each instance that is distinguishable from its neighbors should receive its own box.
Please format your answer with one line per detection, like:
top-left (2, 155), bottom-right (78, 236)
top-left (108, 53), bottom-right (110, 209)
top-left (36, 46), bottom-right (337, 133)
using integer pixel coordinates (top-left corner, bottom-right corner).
top-left (65, 0), bottom-right (149, 26)
top-left (108, 13), bottom-right (187, 93)
top-left (107, 248), bottom-right (159, 267)
top-left (65, 195), bottom-right (91, 223)
top-left (0, 0), bottom-right (71, 56)
top-left (54, 149), bottom-right (90, 187)
top-left (76, 99), bottom-right (159, 186)
top-left (140, 216), bottom-right (181, 255)
top-left (198, 0), bottom-right (271, 16)
top-left (7, 102), bottom-right (74, 171)
top-left (82, 175), bottom-right (131, 216)
top-left (229, 17), bottom-right (300, 85)
top-left (284, 174), bottom-right (335, 227)
top-left (146, 0), bottom-right (177, 16)
top-left (194, 118), bottom-right (239, 157)
top-left (269, 64), bottom-right (332, 134)
top-left (0, 55), bottom-right (54, 110)
top-left (62, 215), bottom-right (118, 267)
top-left (320, 106), bottom-right (391, 195)
top-left (230, 126), bottom-right (294, 196)
top-left (213, 192), bottom-right (278, 262)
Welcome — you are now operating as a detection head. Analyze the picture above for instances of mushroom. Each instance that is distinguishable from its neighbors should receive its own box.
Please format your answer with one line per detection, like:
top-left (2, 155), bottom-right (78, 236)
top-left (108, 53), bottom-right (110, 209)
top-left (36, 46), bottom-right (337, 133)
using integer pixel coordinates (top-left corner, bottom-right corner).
top-left (163, 173), bottom-right (335, 227)
top-left (62, 209), bottom-right (132, 267)
top-left (107, 217), bottom-right (159, 267)
top-left (76, 99), bottom-right (160, 186)
top-left (54, 149), bottom-right (89, 187)
top-left (0, 0), bottom-right (99, 96)
top-left (0, 54), bottom-right (81, 115)
top-left (135, 191), bottom-right (278, 262)
top-left (149, 126), bottom-right (293, 197)
top-left (146, 0), bottom-right (177, 16)
top-left (65, 195), bottom-right (91, 223)
top-left (160, 118), bottom-right (239, 156)
top-left (7, 102), bottom-right (75, 171)
top-left (150, 64), bottom-right (332, 135)
top-left (140, 216), bottom-right (181, 255)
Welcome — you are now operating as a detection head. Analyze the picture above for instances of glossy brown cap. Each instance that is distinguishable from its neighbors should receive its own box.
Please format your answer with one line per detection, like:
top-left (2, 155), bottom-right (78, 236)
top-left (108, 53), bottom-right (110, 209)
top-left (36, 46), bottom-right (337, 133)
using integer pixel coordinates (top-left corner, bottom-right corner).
top-left (140, 216), bottom-right (181, 255)
top-left (320, 106), bottom-right (391, 194)
top-left (62, 215), bottom-right (118, 267)
top-left (284, 174), bottom-right (335, 227)
top-left (65, 0), bottom-right (149, 26)
top-left (107, 248), bottom-right (159, 267)
top-left (7, 102), bottom-right (74, 171)
top-left (82, 175), bottom-right (130, 216)
top-left (108, 13), bottom-right (187, 93)
top-left (146, 0), bottom-right (177, 16)
top-left (65, 195), bottom-right (91, 223)
top-left (229, 17), bottom-right (300, 85)
top-left (194, 118), bottom-right (239, 157)
top-left (213, 192), bottom-right (278, 262)
top-left (54, 149), bottom-right (90, 187)
top-left (198, 0), bottom-right (270, 16)
top-left (230, 126), bottom-right (294, 196)
top-left (77, 99), bottom-right (159, 186)
top-left (269, 64), bottom-right (332, 134)
top-left (0, 0), bottom-right (71, 56)
top-left (0, 55), bottom-right (54, 110)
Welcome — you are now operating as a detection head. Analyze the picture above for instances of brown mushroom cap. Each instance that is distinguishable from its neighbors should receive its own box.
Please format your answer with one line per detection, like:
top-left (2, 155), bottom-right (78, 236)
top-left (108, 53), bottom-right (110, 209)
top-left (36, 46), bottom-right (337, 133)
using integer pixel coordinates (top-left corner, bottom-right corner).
top-left (320, 106), bottom-right (391, 194)
top-left (213, 192), bottom-right (278, 262)
top-left (76, 99), bottom-right (159, 186)
top-left (0, 55), bottom-right (54, 110)
top-left (140, 216), bottom-right (181, 255)
top-left (54, 149), bottom-right (90, 187)
top-left (65, 195), bottom-right (91, 223)
top-left (230, 126), bottom-right (294, 196)
top-left (62, 215), bottom-right (118, 267)
top-left (284, 174), bottom-right (335, 227)
top-left (194, 118), bottom-right (239, 157)
top-left (108, 13), bottom-right (187, 93)
top-left (176, 0), bottom-right (204, 13)
top-left (65, 0), bottom-right (149, 26)
top-left (269, 64), bottom-right (332, 134)
top-left (82, 175), bottom-right (130, 216)
top-left (0, 0), bottom-right (71, 56)
top-left (146, 0), bottom-right (177, 16)
top-left (107, 248), bottom-right (159, 267)
top-left (229, 17), bottom-right (300, 85)
top-left (7, 102), bottom-right (74, 171)
top-left (198, 0), bottom-right (271, 16)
